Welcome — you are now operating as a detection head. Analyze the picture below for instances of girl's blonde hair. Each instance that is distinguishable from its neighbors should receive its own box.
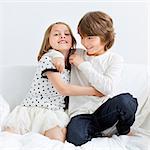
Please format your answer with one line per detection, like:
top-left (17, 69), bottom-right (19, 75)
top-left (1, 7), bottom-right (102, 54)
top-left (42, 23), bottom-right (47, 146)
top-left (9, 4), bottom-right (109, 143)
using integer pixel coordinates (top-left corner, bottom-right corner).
top-left (78, 11), bottom-right (115, 51)
top-left (37, 22), bottom-right (76, 61)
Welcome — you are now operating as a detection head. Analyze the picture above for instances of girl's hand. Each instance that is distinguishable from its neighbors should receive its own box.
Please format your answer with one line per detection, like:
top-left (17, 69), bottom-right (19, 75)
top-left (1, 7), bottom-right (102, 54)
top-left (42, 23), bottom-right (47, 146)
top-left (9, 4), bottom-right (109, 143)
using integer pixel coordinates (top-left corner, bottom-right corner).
top-left (52, 57), bottom-right (65, 73)
top-left (93, 88), bottom-right (105, 97)
top-left (69, 54), bottom-right (84, 67)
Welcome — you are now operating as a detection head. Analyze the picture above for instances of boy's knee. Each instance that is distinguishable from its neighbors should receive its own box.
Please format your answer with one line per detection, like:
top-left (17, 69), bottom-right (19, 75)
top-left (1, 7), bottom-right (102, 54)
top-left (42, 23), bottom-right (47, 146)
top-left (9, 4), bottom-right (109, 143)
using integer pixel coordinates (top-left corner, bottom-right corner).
top-left (66, 115), bottom-right (93, 146)
top-left (66, 125), bottom-right (89, 146)
top-left (117, 93), bottom-right (138, 112)
top-left (66, 119), bottom-right (82, 145)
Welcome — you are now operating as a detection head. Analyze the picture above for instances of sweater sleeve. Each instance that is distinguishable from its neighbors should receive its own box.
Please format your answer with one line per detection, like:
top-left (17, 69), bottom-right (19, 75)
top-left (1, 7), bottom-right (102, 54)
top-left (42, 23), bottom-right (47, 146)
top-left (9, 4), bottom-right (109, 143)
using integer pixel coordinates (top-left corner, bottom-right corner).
top-left (78, 54), bottom-right (124, 95)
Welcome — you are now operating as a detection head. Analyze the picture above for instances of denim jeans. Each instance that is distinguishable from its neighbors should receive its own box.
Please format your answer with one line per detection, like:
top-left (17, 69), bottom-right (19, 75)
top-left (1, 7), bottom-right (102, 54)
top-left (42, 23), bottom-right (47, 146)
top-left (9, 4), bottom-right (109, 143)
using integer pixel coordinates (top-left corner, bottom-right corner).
top-left (66, 93), bottom-right (138, 146)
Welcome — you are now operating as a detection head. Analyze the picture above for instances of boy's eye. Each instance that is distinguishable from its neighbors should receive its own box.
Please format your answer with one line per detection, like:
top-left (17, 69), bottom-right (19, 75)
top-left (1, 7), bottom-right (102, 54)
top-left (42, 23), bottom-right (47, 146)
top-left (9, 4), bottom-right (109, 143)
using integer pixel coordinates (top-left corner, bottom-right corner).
top-left (88, 36), bottom-right (93, 39)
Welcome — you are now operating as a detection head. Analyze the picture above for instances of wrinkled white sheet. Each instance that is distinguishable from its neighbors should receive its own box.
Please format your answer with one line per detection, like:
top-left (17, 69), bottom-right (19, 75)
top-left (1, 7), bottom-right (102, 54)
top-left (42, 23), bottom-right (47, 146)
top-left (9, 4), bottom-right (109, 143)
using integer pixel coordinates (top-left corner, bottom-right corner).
top-left (0, 129), bottom-right (149, 150)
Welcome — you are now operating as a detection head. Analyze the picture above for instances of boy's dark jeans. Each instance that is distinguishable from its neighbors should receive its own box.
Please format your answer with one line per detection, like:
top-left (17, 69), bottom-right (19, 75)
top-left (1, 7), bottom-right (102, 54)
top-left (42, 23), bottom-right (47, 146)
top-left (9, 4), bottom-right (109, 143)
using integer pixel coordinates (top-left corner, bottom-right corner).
top-left (66, 93), bottom-right (138, 146)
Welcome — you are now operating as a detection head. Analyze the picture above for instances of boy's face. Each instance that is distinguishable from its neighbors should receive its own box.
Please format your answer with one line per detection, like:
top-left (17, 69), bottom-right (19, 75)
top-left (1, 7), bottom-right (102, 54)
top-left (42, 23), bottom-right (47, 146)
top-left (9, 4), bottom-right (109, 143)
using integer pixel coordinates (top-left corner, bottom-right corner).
top-left (49, 24), bottom-right (72, 53)
top-left (81, 36), bottom-right (105, 56)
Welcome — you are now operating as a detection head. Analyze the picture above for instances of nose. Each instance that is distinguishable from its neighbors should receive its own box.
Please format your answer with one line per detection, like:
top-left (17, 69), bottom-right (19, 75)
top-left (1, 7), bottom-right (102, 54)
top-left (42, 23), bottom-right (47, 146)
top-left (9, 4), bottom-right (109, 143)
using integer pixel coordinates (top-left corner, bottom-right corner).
top-left (60, 33), bottom-right (65, 39)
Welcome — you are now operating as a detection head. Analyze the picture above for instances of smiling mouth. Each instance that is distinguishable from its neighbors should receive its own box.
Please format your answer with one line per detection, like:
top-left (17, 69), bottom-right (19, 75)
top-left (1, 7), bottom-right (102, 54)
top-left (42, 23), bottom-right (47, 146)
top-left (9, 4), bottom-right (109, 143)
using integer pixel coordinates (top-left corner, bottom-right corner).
top-left (87, 47), bottom-right (93, 51)
top-left (58, 40), bottom-right (68, 44)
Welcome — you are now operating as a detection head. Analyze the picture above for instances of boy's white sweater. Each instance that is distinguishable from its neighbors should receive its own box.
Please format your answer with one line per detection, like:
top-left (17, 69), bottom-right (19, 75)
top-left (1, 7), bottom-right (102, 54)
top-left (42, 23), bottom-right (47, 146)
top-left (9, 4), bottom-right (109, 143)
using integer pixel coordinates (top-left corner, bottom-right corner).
top-left (69, 49), bottom-right (124, 118)
top-left (48, 49), bottom-right (124, 118)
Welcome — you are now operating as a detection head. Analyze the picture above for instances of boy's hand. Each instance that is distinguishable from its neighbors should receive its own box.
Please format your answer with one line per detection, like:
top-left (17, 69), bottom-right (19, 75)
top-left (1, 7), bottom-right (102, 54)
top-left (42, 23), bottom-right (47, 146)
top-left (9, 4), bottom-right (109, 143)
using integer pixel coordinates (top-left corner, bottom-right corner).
top-left (69, 54), bottom-right (84, 67)
top-left (52, 57), bottom-right (65, 73)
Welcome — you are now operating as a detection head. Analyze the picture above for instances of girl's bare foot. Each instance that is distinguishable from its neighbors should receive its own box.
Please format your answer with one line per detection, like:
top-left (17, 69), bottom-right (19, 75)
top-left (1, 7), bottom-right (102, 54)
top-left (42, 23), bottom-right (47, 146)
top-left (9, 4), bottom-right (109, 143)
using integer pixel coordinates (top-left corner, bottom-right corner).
top-left (44, 126), bottom-right (66, 143)
top-left (61, 127), bottom-right (67, 142)
top-left (3, 127), bottom-right (16, 133)
top-left (127, 131), bottom-right (134, 136)
top-left (62, 127), bottom-right (67, 135)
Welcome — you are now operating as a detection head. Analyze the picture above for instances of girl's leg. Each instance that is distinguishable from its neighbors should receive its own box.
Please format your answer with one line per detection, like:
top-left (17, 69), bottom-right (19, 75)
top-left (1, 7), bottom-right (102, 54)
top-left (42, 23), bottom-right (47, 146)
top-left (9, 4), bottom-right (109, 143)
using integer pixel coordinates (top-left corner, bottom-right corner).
top-left (3, 127), bottom-right (16, 133)
top-left (62, 127), bottom-right (67, 136)
top-left (44, 125), bottom-right (66, 143)
top-left (93, 93), bottom-right (138, 136)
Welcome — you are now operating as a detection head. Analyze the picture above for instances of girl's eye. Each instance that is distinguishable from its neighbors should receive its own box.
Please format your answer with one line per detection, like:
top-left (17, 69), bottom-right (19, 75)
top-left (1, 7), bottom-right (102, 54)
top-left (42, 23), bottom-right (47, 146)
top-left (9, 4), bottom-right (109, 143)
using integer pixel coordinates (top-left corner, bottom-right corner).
top-left (54, 33), bottom-right (59, 36)
top-left (53, 33), bottom-right (70, 36)
top-left (65, 33), bottom-right (71, 36)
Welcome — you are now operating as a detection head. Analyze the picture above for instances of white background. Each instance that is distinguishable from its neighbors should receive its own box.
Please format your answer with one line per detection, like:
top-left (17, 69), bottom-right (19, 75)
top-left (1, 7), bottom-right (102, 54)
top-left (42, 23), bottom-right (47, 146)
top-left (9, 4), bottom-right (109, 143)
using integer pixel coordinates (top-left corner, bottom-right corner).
top-left (0, 1), bottom-right (149, 66)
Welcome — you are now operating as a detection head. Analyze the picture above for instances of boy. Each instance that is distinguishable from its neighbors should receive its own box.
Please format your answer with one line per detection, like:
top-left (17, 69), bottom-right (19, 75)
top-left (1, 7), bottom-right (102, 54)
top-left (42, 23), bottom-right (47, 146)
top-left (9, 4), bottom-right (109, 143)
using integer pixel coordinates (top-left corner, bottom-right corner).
top-left (53, 11), bottom-right (138, 146)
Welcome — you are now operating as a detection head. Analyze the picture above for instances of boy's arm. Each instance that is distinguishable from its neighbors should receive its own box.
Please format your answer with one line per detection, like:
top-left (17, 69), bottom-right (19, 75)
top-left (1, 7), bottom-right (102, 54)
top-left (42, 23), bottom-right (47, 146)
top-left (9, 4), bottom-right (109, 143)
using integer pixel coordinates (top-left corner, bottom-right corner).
top-left (70, 54), bottom-right (124, 95)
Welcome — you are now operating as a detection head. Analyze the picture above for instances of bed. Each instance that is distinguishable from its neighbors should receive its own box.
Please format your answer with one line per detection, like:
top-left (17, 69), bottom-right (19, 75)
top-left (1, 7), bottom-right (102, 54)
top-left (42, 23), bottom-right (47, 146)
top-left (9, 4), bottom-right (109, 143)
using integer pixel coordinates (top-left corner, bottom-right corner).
top-left (0, 63), bottom-right (150, 150)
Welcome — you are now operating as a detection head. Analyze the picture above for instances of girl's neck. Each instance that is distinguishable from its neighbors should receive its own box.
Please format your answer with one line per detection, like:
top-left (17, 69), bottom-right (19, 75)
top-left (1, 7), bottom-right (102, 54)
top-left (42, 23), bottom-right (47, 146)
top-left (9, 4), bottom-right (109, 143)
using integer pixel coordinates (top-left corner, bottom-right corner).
top-left (62, 50), bottom-right (69, 59)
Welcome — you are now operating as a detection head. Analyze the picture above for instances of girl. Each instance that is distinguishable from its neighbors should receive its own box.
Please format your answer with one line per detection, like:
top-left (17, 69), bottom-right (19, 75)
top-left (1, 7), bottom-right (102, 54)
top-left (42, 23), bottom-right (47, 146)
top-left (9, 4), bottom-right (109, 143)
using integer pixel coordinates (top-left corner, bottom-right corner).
top-left (2, 22), bottom-right (101, 142)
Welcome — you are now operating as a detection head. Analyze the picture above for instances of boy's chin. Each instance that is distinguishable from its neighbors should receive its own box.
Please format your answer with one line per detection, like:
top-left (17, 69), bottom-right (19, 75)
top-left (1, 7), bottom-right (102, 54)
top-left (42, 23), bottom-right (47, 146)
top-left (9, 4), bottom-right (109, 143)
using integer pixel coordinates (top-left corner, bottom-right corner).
top-left (87, 50), bottom-right (95, 55)
top-left (87, 50), bottom-right (104, 56)
top-left (87, 51), bottom-right (99, 56)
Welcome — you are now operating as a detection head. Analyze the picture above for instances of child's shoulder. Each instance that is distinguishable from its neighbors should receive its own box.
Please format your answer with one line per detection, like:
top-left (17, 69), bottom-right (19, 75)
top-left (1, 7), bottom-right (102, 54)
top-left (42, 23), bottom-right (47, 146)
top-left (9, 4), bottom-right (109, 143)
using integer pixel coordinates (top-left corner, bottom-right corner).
top-left (76, 48), bottom-right (86, 55)
top-left (108, 51), bottom-right (124, 63)
top-left (43, 49), bottom-right (64, 59)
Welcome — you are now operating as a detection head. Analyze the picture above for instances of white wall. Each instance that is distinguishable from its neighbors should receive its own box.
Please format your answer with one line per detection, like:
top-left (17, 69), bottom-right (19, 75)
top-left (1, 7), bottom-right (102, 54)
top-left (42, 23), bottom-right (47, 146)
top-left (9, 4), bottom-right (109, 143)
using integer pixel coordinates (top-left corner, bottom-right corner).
top-left (148, 2), bottom-right (150, 73)
top-left (0, 1), bottom-right (148, 66)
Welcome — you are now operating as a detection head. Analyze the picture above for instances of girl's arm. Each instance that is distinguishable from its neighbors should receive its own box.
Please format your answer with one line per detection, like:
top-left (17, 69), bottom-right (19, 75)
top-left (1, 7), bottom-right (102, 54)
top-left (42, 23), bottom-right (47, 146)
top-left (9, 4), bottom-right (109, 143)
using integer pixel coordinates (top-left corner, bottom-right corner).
top-left (46, 71), bottom-right (104, 96)
top-left (46, 49), bottom-right (65, 73)
top-left (52, 57), bottom-right (65, 73)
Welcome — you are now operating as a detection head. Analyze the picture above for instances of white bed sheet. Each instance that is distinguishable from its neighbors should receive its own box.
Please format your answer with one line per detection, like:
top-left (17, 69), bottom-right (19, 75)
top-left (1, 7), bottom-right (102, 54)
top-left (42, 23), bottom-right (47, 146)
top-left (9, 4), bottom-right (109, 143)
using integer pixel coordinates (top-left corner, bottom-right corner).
top-left (0, 128), bottom-right (149, 150)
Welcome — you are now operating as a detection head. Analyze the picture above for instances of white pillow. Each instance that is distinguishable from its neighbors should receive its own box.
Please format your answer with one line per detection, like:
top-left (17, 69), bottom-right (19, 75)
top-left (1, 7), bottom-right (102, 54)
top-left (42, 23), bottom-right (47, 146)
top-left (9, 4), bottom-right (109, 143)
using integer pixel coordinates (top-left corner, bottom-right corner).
top-left (0, 94), bottom-right (10, 131)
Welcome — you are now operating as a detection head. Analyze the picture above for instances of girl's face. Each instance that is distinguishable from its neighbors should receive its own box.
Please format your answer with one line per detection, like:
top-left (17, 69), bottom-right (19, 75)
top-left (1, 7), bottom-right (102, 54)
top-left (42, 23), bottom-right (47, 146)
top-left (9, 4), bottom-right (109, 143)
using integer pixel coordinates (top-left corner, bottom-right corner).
top-left (81, 35), bottom-right (105, 56)
top-left (49, 24), bottom-right (72, 53)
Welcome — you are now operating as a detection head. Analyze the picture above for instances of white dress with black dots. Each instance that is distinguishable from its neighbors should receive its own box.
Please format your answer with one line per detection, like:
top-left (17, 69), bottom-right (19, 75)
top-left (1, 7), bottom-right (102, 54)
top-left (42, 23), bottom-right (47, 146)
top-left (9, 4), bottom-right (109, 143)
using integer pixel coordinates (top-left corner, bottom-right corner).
top-left (3, 50), bottom-right (70, 134)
